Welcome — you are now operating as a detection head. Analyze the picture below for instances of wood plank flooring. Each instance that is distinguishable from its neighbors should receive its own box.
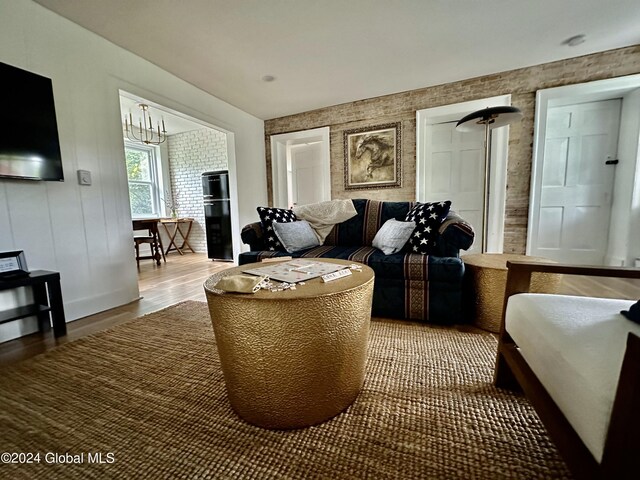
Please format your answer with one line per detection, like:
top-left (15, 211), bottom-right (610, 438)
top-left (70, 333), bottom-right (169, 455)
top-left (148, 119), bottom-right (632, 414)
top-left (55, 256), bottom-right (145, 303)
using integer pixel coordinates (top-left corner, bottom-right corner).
top-left (0, 253), bottom-right (233, 367)
top-left (0, 253), bottom-right (637, 367)
top-left (559, 274), bottom-right (640, 300)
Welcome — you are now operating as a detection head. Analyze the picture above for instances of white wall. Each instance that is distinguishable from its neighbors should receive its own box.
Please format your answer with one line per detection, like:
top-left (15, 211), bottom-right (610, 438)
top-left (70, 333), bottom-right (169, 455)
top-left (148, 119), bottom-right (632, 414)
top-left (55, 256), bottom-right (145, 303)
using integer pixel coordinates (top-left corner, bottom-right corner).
top-left (607, 88), bottom-right (640, 266)
top-left (618, 89), bottom-right (640, 267)
top-left (0, 0), bottom-right (266, 342)
top-left (167, 128), bottom-right (228, 253)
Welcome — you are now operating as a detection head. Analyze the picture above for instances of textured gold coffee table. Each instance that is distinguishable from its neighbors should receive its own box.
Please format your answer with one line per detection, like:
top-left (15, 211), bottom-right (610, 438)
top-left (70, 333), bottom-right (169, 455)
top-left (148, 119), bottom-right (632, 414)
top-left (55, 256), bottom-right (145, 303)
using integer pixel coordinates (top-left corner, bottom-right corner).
top-left (462, 253), bottom-right (562, 333)
top-left (204, 259), bottom-right (374, 429)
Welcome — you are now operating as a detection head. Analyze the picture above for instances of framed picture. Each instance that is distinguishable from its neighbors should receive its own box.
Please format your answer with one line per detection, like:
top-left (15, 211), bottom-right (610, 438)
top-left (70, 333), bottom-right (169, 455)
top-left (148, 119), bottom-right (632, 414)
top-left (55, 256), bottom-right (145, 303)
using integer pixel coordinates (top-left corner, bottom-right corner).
top-left (343, 122), bottom-right (401, 190)
top-left (0, 250), bottom-right (30, 277)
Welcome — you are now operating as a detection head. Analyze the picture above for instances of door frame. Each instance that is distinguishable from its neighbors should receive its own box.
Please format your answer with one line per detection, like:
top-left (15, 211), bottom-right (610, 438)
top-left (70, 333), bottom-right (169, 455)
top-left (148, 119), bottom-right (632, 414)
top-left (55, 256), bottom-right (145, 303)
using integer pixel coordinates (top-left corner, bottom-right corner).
top-left (416, 95), bottom-right (511, 253)
top-left (270, 127), bottom-right (331, 209)
top-left (117, 87), bottom-right (241, 264)
top-left (527, 74), bottom-right (640, 261)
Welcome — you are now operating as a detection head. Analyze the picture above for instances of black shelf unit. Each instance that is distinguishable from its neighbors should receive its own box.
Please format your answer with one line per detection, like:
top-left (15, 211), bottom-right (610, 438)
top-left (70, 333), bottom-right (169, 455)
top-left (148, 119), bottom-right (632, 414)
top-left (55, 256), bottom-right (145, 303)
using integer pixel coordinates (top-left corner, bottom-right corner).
top-left (0, 270), bottom-right (67, 337)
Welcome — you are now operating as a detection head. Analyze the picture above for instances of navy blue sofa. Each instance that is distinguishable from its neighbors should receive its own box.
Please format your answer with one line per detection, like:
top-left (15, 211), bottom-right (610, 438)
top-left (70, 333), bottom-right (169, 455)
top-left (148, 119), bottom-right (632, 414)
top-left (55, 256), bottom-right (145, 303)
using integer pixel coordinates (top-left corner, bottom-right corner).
top-left (239, 199), bottom-right (474, 324)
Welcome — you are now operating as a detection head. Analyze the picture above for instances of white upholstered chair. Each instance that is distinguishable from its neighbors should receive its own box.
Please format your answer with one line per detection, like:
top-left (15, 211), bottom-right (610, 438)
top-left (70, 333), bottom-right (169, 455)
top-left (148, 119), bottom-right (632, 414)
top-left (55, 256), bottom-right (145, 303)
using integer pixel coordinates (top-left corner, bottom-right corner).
top-left (494, 261), bottom-right (640, 480)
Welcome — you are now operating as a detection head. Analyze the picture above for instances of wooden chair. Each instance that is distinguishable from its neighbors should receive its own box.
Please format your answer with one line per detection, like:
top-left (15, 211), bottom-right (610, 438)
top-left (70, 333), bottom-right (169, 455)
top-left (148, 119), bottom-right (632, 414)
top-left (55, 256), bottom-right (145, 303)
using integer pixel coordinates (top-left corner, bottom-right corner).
top-left (494, 261), bottom-right (640, 479)
top-left (133, 219), bottom-right (166, 267)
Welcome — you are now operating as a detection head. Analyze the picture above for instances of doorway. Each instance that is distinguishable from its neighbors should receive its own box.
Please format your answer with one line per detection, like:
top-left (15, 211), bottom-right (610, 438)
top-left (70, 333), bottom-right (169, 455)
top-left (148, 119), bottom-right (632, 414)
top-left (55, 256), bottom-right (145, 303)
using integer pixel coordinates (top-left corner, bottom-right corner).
top-left (416, 95), bottom-right (512, 253)
top-left (270, 127), bottom-right (331, 208)
top-left (289, 141), bottom-right (325, 207)
top-left (119, 90), bottom-right (240, 267)
top-left (528, 75), bottom-right (640, 266)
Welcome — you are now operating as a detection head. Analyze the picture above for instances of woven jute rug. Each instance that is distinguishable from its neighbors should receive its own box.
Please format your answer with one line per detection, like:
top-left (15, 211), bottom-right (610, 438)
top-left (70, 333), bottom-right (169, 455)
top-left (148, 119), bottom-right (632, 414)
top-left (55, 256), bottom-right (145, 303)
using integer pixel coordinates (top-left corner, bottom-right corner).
top-left (0, 301), bottom-right (571, 479)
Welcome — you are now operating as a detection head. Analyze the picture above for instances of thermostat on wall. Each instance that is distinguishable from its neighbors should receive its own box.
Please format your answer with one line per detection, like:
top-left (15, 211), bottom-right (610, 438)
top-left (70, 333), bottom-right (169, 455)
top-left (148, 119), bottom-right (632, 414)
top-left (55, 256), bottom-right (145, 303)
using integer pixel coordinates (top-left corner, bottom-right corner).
top-left (77, 169), bottom-right (92, 185)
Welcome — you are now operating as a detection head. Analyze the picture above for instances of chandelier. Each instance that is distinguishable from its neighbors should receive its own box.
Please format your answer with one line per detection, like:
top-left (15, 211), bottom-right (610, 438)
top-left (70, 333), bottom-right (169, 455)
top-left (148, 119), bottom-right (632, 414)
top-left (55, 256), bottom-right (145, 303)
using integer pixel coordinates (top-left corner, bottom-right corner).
top-left (124, 103), bottom-right (167, 145)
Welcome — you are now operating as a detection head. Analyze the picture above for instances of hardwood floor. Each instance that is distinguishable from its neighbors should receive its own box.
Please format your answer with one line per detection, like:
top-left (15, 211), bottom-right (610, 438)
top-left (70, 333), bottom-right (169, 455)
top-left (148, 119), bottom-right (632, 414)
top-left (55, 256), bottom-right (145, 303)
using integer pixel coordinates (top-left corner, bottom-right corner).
top-left (0, 253), bottom-right (637, 367)
top-left (0, 253), bottom-right (233, 367)
top-left (559, 274), bottom-right (640, 300)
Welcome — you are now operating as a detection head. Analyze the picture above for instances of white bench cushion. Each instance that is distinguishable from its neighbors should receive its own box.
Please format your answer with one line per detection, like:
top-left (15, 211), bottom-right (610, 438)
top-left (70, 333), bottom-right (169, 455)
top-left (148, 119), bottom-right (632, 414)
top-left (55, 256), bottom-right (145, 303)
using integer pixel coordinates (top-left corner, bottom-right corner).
top-left (506, 293), bottom-right (637, 462)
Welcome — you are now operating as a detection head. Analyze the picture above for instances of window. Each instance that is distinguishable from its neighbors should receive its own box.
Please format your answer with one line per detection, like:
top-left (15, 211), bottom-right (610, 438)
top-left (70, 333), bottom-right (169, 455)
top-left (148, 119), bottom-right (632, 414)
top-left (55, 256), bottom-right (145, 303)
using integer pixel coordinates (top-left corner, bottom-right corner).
top-left (125, 144), bottom-right (161, 218)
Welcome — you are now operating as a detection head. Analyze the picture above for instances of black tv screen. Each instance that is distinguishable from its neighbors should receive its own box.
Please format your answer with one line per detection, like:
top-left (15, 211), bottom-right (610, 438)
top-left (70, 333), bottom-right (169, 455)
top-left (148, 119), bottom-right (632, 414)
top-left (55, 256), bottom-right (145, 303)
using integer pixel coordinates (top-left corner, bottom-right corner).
top-left (0, 62), bottom-right (64, 181)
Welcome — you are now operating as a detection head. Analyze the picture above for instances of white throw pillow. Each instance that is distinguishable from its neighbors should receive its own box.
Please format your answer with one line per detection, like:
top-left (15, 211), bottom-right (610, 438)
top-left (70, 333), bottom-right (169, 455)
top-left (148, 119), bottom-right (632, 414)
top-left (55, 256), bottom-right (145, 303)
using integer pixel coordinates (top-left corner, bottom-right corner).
top-left (272, 220), bottom-right (320, 253)
top-left (372, 219), bottom-right (415, 255)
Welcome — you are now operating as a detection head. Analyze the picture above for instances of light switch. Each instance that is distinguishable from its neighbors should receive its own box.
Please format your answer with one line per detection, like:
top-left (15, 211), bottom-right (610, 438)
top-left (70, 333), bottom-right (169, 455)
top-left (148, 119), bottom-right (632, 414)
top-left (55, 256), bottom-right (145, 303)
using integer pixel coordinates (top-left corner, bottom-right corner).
top-left (77, 169), bottom-right (92, 186)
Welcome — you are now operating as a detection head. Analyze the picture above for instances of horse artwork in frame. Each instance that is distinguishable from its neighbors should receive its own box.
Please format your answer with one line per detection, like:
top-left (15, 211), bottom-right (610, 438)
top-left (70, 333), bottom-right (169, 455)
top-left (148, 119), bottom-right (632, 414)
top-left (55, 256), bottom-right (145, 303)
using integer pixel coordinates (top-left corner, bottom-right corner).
top-left (343, 122), bottom-right (401, 190)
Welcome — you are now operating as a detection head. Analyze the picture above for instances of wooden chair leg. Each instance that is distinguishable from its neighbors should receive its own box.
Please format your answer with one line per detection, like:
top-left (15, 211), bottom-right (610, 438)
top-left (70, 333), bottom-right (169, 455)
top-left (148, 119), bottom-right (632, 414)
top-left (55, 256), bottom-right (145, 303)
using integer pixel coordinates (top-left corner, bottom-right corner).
top-left (154, 238), bottom-right (161, 265)
top-left (494, 348), bottom-right (521, 391)
top-left (157, 235), bottom-right (166, 263)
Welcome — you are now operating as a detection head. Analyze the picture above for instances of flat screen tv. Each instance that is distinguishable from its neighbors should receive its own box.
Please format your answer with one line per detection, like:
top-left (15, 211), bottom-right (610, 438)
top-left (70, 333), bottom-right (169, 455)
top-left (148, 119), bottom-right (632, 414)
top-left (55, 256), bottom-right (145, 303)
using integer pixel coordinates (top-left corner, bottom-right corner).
top-left (0, 62), bottom-right (64, 181)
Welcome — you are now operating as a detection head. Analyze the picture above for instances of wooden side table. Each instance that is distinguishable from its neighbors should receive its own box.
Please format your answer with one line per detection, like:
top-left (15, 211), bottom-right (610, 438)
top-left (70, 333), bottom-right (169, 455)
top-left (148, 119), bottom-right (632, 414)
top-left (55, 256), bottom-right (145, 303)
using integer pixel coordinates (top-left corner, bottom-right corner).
top-left (160, 218), bottom-right (195, 255)
top-left (462, 253), bottom-right (562, 333)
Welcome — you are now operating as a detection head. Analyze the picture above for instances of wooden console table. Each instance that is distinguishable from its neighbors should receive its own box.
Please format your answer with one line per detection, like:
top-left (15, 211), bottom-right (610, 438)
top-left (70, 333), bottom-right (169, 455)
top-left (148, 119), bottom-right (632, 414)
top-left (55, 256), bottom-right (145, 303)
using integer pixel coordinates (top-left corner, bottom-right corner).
top-left (0, 270), bottom-right (67, 337)
top-left (160, 217), bottom-right (195, 255)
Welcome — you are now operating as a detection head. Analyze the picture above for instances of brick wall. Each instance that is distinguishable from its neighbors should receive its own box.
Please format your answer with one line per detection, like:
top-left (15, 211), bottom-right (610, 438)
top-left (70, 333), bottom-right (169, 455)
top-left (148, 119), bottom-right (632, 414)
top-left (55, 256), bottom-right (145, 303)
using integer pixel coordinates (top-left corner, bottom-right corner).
top-left (167, 129), bottom-right (228, 253)
top-left (264, 45), bottom-right (640, 254)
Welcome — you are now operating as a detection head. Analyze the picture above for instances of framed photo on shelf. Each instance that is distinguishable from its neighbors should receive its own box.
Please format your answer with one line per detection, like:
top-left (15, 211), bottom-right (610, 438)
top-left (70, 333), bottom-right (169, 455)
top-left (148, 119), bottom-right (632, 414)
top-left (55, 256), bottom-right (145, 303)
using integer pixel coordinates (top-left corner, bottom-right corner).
top-left (343, 122), bottom-right (401, 190)
top-left (0, 250), bottom-right (30, 277)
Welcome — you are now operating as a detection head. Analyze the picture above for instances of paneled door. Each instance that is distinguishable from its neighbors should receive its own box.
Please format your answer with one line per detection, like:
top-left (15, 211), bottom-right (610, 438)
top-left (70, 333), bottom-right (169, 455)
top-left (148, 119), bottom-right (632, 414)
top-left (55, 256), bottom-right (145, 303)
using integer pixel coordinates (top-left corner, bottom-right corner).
top-left (289, 142), bottom-right (325, 207)
top-left (423, 121), bottom-right (485, 254)
top-left (530, 99), bottom-right (621, 264)
top-left (271, 127), bottom-right (331, 209)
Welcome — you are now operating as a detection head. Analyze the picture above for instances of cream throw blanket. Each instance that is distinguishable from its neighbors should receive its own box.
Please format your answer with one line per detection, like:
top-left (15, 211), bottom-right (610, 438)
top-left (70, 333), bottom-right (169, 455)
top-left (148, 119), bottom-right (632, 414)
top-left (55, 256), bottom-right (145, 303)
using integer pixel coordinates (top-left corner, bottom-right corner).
top-left (293, 200), bottom-right (357, 244)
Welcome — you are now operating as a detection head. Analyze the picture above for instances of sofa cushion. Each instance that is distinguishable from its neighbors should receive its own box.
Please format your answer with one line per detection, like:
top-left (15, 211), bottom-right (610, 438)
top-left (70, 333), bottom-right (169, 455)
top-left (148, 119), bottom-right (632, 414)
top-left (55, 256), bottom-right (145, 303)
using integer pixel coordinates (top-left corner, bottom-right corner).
top-left (372, 219), bottom-right (415, 255)
top-left (325, 199), bottom-right (413, 247)
top-left (238, 246), bottom-right (352, 265)
top-left (273, 220), bottom-right (320, 253)
top-left (257, 206), bottom-right (297, 251)
top-left (238, 246), bottom-right (464, 324)
top-left (405, 201), bottom-right (451, 254)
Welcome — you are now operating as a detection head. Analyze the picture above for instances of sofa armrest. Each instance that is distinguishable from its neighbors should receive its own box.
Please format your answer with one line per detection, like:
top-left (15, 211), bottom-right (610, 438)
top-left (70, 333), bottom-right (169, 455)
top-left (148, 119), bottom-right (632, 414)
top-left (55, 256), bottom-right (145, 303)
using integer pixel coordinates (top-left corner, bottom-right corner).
top-left (434, 211), bottom-right (475, 257)
top-left (240, 222), bottom-right (265, 251)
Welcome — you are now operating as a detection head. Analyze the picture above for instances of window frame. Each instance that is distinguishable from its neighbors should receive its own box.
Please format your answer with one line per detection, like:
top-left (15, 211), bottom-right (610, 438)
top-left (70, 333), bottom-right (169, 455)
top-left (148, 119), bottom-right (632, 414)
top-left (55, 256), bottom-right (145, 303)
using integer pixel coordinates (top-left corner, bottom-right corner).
top-left (125, 142), bottom-right (163, 219)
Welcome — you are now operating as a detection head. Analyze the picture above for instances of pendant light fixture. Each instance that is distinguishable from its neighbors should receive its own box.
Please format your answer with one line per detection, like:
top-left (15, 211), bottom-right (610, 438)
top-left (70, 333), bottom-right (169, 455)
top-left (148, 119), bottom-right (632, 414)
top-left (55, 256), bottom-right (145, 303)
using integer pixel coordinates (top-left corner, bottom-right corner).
top-left (124, 103), bottom-right (167, 145)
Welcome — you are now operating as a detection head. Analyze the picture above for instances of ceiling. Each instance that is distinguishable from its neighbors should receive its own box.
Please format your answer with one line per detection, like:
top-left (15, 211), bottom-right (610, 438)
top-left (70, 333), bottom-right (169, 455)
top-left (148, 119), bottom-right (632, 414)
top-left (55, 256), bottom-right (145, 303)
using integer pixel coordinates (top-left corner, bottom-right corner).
top-left (119, 94), bottom-right (210, 136)
top-left (35, 0), bottom-right (640, 120)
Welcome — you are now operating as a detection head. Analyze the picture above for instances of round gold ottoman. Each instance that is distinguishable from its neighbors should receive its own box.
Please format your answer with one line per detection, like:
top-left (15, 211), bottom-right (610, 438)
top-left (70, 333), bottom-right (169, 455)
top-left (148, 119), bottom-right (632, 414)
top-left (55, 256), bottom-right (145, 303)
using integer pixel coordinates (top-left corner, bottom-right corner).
top-left (462, 253), bottom-right (562, 333)
top-left (204, 259), bottom-right (374, 429)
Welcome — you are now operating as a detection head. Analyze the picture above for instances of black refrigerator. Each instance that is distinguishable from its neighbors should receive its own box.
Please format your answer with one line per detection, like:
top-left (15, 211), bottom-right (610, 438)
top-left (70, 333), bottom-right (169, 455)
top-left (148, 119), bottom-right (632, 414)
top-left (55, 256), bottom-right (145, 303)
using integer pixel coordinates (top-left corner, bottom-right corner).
top-left (202, 171), bottom-right (233, 260)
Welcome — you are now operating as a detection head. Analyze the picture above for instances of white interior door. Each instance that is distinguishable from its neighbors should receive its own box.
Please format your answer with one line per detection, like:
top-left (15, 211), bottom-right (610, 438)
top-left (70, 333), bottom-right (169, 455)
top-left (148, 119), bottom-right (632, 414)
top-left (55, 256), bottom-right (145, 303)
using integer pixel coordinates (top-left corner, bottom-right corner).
top-left (531, 99), bottom-right (621, 264)
top-left (270, 127), bottom-right (330, 209)
top-left (424, 122), bottom-right (485, 254)
top-left (417, 95), bottom-right (511, 254)
top-left (289, 142), bottom-right (324, 207)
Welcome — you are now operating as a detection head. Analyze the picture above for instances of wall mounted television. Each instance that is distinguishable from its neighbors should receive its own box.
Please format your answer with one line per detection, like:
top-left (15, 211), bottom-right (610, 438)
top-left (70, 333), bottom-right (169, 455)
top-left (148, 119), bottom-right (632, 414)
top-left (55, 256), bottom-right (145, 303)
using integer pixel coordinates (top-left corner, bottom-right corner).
top-left (0, 62), bottom-right (64, 181)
